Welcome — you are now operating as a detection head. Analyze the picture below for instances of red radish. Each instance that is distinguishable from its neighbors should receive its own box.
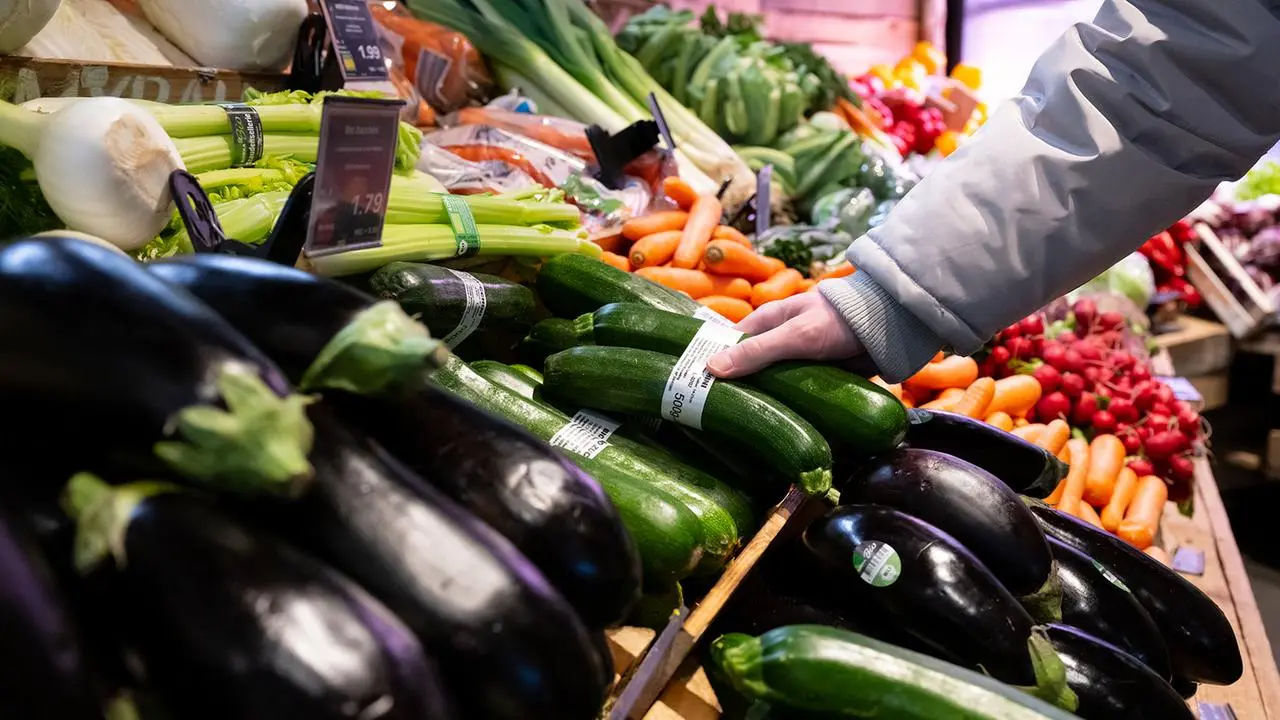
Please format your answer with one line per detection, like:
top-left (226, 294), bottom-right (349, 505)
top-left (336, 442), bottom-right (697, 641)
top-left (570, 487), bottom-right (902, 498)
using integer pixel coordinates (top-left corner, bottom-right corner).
top-left (1092, 410), bottom-right (1118, 433)
top-left (1121, 432), bottom-right (1143, 454)
top-left (1156, 384), bottom-right (1174, 405)
top-left (1130, 365), bottom-right (1151, 383)
top-left (1030, 336), bottom-right (1045, 357)
top-left (1098, 311), bottom-right (1125, 331)
top-left (1150, 402), bottom-right (1170, 417)
top-left (1020, 315), bottom-right (1045, 336)
top-left (1177, 408), bottom-right (1201, 434)
top-left (1083, 366), bottom-right (1101, 384)
top-left (1071, 393), bottom-right (1099, 425)
top-left (1168, 454), bottom-right (1195, 481)
top-left (1036, 392), bottom-right (1072, 421)
top-left (1146, 411), bottom-right (1171, 429)
top-left (1060, 372), bottom-right (1086, 398)
top-left (1002, 323), bottom-right (1022, 339)
top-left (1168, 399), bottom-right (1187, 415)
top-left (1111, 351), bottom-right (1135, 371)
top-left (1033, 364), bottom-right (1062, 392)
top-left (1041, 343), bottom-right (1066, 368)
top-left (1127, 458), bottom-right (1155, 477)
top-left (1137, 425), bottom-right (1153, 442)
top-left (989, 345), bottom-right (1011, 365)
top-left (1056, 331), bottom-right (1079, 344)
top-left (1006, 336), bottom-right (1033, 359)
top-left (1072, 298), bottom-right (1097, 329)
top-left (1109, 398), bottom-right (1139, 423)
top-left (1133, 382), bottom-right (1157, 410)
top-left (1145, 430), bottom-right (1188, 460)
top-left (1074, 341), bottom-right (1103, 361)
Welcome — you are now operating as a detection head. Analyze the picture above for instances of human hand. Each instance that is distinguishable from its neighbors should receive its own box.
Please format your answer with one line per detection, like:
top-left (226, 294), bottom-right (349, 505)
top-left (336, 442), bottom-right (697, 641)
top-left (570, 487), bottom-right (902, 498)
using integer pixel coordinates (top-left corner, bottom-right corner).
top-left (706, 292), bottom-right (863, 379)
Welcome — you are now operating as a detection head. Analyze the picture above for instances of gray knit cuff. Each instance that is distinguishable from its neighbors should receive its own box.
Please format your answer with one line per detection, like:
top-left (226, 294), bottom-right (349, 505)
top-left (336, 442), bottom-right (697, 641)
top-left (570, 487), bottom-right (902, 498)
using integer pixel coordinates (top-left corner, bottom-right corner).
top-left (818, 272), bottom-right (946, 383)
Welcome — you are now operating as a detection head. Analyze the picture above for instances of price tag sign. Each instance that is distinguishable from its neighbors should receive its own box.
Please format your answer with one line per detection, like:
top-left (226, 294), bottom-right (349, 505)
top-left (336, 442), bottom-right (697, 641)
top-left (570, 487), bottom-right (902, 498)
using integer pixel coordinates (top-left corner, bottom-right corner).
top-left (319, 0), bottom-right (388, 83)
top-left (1198, 702), bottom-right (1237, 720)
top-left (305, 95), bottom-right (403, 257)
top-left (1172, 545), bottom-right (1206, 576)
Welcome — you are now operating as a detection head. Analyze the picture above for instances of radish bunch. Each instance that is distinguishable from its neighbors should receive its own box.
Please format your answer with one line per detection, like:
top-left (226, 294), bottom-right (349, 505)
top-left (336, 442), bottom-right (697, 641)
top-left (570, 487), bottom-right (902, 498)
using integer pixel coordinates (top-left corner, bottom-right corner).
top-left (982, 297), bottom-right (1206, 501)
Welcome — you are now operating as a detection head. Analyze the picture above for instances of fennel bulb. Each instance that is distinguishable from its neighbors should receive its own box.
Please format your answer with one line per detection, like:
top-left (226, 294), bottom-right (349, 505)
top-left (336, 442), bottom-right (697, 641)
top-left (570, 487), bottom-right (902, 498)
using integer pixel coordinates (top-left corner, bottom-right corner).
top-left (0, 0), bottom-right (60, 53)
top-left (0, 97), bottom-right (184, 250)
top-left (137, 0), bottom-right (307, 71)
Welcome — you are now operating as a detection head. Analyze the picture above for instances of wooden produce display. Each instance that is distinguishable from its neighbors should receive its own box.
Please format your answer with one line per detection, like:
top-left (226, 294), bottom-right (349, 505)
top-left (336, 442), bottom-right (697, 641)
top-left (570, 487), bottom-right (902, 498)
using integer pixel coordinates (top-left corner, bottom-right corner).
top-left (0, 56), bottom-right (286, 104)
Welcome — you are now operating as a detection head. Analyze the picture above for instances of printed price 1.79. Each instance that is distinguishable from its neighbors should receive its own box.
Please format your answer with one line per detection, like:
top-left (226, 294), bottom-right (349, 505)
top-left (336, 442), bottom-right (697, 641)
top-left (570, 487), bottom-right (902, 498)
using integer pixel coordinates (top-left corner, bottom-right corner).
top-left (357, 192), bottom-right (385, 214)
top-left (356, 44), bottom-right (382, 61)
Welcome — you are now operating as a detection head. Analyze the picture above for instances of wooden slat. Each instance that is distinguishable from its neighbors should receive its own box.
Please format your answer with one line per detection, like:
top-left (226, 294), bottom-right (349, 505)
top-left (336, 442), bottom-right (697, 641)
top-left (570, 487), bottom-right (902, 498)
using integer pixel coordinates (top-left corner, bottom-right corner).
top-left (759, 0), bottom-right (917, 18)
top-left (808, 43), bottom-right (908, 75)
top-left (0, 56), bottom-right (285, 104)
top-left (764, 13), bottom-right (918, 47)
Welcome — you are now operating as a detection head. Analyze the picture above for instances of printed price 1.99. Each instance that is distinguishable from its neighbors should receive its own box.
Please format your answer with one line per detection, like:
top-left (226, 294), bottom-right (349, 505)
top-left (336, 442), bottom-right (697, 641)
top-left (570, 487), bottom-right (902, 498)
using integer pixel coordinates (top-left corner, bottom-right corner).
top-left (356, 44), bottom-right (382, 61)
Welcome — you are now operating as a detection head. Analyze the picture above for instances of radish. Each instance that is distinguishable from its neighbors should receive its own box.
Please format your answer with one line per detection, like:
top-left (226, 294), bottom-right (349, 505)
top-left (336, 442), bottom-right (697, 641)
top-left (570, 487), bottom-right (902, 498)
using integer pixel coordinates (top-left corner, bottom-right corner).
top-left (1060, 372), bottom-right (1086, 398)
top-left (1030, 336), bottom-right (1045, 357)
top-left (1130, 365), bottom-right (1151, 382)
top-left (1041, 342), bottom-right (1066, 369)
top-left (1072, 298), bottom-right (1097, 330)
top-left (1032, 364), bottom-right (1062, 393)
top-left (1019, 314), bottom-right (1044, 336)
top-left (1073, 341), bottom-right (1103, 361)
top-left (1091, 410), bottom-right (1117, 434)
top-left (1071, 393), bottom-right (1099, 425)
top-left (1056, 331), bottom-right (1079, 344)
top-left (1121, 432), bottom-right (1142, 454)
top-left (1127, 458), bottom-right (1155, 477)
top-left (989, 345), bottom-right (1011, 365)
top-left (1136, 425), bottom-right (1153, 442)
top-left (1149, 402), bottom-right (1170, 417)
top-left (1155, 384), bottom-right (1174, 405)
top-left (1145, 430), bottom-right (1188, 460)
top-left (1036, 391), bottom-right (1072, 422)
top-left (1001, 323), bottom-right (1022, 339)
top-left (1060, 348), bottom-right (1085, 373)
top-left (1168, 454), bottom-right (1195, 482)
top-left (1109, 398), bottom-right (1139, 423)
top-left (1083, 366), bottom-right (1101, 384)
top-left (1111, 350), bottom-right (1135, 371)
top-left (1005, 336), bottom-right (1033, 359)
top-left (1098, 311), bottom-right (1125, 331)
top-left (1177, 408), bottom-right (1201, 434)
top-left (1133, 382), bottom-right (1157, 411)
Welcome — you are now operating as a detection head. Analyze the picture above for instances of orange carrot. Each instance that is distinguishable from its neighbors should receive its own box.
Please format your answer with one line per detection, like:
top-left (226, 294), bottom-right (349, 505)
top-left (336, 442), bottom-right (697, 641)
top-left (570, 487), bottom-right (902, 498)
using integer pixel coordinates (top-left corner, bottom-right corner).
top-left (815, 263), bottom-right (855, 281)
top-left (1076, 501), bottom-right (1104, 529)
top-left (661, 176), bottom-right (699, 211)
top-left (622, 210), bottom-right (688, 241)
top-left (634, 267), bottom-right (713, 298)
top-left (1011, 424), bottom-right (1045, 443)
top-left (1057, 445), bottom-right (1070, 462)
top-left (869, 376), bottom-right (904, 400)
top-left (800, 279), bottom-right (818, 292)
top-left (628, 230), bottom-right (682, 268)
top-left (712, 225), bottom-right (752, 247)
top-left (1035, 419), bottom-right (1071, 456)
top-left (750, 268), bottom-right (804, 307)
top-left (698, 295), bottom-right (753, 323)
top-left (903, 355), bottom-right (979, 393)
top-left (708, 275), bottom-right (753, 301)
top-left (1014, 417), bottom-right (1030, 428)
top-left (1045, 478), bottom-right (1067, 505)
top-left (900, 389), bottom-right (916, 408)
top-left (987, 375), bottom-right (1043, 417)
top-left (672, 195), bottom-right (722, 269)
top-left (1119, 475), bottom-right (1168, 549)
top-left (1056, 438), bottom-right (1091, 516)
top-left (1145, 546), bottom-right (1170, 565)
top-left (703, 240), bottom-right (785, 283)
top-left (951, 377), bottom-right (996, 419)
top-left (593, 231), bottom-right (626, 254)
top-left (1100, 467), bottom-right (1139, 532)
top-left (600, 251), bottom-right (631, 272)
top-left (985, 411), bottom-right (1014, 432)
top-left (920, 387), bottom-right (965, 411)
top-left (931, 351), bottom-right (945, 363)
top-left (1083, 434), bottom-right (1125, 507)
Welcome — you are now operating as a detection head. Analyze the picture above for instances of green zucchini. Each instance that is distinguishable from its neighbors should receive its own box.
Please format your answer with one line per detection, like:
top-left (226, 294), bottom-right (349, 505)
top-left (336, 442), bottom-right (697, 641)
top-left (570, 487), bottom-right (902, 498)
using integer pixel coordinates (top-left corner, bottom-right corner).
top-left (543, 346), bottom-right (833, 494)
top-left (519, 318), bottom-right (581, 369)
top-left (369, 262), bottom-right (535, 359)
top-left (537, 254), bottom-right (698, 318)
top-left (575, 303), bottom-right (907, 456)
top-left (508, 364), bottom-right (544, 384)
top-left (711, 625), bottom-right (1079, 720)
top-left (471, 360), bottom-right (540, 400)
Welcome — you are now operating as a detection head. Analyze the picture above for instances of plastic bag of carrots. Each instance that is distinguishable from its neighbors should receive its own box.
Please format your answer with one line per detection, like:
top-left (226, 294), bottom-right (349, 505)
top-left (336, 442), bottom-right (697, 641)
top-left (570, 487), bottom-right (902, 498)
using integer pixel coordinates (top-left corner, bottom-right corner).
top-left (443, 107), bottom-right (596, 161)
top-left (371, 4), bottom-right (493, 121)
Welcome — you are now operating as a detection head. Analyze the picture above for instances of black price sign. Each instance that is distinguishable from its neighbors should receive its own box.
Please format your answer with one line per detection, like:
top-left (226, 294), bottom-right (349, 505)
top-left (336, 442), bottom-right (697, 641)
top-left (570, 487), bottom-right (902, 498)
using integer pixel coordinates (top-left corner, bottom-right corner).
top-left (319, 0), bottom-right (388, 82)
top-left (305, 95), bottom-right (404, 257)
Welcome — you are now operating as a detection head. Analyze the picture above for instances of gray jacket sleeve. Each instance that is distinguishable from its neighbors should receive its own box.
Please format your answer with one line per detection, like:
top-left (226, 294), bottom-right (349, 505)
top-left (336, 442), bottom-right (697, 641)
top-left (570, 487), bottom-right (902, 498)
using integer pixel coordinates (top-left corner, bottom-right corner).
top-left (820, 0), bottom-right (1280, 383)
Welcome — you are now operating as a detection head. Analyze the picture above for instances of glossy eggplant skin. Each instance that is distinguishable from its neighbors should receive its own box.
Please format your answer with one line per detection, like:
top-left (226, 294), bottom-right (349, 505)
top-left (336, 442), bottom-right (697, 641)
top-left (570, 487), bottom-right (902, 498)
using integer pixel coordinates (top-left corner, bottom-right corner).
top-left (0, 238), bottom-right (293, 487)
top-left (1028, 501), bottom-right (1241, 685)
top-left (328, 387), bottom-right (641, 630)
top-left (147, 255), bottom-right (373, 382)
top-left (1047, 537), bottom-right (1171, 679)
top-left (803, 504), bottom-right (1040, 686)
top-left (102, 491), bottom-right (453, 720)
top-left (269, 409), bottom-right (608, 720)
top-left (903, 409), bottom-right (1065, 498)
top-left (0, 506), bottom-right (101, 719)
top-left (841, 448), bottom-right (1052, 597)
top-left (1043, 625), bottom-right (1193, 720)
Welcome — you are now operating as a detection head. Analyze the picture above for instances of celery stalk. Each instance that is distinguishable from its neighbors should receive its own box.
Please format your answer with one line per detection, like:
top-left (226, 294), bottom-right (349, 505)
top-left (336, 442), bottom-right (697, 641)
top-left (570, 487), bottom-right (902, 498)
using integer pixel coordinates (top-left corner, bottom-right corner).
top-left (308, 224), bottom-right (591, 277)
top-left (143, 104), bottom-right (322, 138)
top-left (174, 135), bottom-right (320, 174)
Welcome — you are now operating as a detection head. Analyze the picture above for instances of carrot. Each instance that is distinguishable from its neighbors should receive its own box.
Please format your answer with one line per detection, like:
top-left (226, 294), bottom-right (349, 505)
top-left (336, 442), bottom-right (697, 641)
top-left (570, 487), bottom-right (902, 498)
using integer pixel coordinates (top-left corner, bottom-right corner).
top-left (661, 176), bottom-right (699, 211)
top-left (1076, 501), bottom-right (1104, 529)
top-left (708, 275), bottom-right (752, 301)
top-left (800, 279), bottom-right (818, 292)
top-left (920, 387), bottom-right (965, 411)
top-left (628, 230), bottom-right (682, 268)
top-left (1056, 438), bottom-right (1091, 516)
top-left (950, 377), bottom-right (996, 419)
top-left (634, 267), bottom-right (714, 298)
top-left (712, 225), bottom-right (752, 247)
top-left (593, 231), bottom-right (626, 254)
top-left (903, 355), bottom-right (979, 393)
top-left (1011, 424), bottom-right (1045, 443)
top-left (672, 195), bottom-right (722, 269)
top-left (1057, 445), bottom-right (1070, 462)
top-left (698, 295), bottom-right (753, 323)
top-left (1100, 467), bottom-right (1139, 532)
top-left (931, 351), bottom-right (945, 363)
top-left (1118, 475), bottom-right (1168, 549)
top-left (1035, 419), bottom-right (1071, 456)
top-left (1045, 478), bottom-right (1067, 505)
top-left (1145, 546), bottom-right (1170, 565)
top-left (1083, 434), bottom-right (1125, 507)
top-left (985, 411), bottom-right (1014, 432)
top-left (987, 375), bottom-right (1043, 417)
top-left (869, 376), bottom-right (904, 400)
top-left (750, 268), bottom-right (804, 307)
top-left (900, 389), bottom-right (916, 408)
top-left (1014, 417), bottom-right (1030, 428)
top-left (622, 210), bottom-right (688, 241)
top-left (703, 240), bottom-right (785, 282)
top-left (600, 251), bottom-right (631, 272)
top-left (815, 263), bottom-right (855, 281)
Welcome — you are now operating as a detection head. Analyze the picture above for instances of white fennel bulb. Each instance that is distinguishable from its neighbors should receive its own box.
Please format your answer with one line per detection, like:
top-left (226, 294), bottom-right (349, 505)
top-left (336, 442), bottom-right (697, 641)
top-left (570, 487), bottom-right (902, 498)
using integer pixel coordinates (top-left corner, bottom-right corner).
top-left (0, 0), bottom-right (61, 53)
top-left (0, 97), bottom-right (183, 250)
top-left (137, 0), bottom-right (308, 71)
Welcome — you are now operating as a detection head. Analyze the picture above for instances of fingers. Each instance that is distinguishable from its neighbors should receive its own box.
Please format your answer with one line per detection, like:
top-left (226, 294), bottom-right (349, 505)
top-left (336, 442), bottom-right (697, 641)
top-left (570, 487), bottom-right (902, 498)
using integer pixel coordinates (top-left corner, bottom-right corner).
top-left (734, 294), bottom-right (810, 335)
top-left (708, 318), bottom-right (810, 378)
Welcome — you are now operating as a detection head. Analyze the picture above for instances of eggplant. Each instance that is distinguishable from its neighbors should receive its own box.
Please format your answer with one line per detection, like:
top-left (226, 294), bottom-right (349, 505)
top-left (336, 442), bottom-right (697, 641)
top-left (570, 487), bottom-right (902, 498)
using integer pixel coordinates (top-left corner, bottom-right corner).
top-left (263, 409), bottom-right (608, 720)
top-left (841, 448), bottom-right (1055, 603)
top-left (904, 409), bottom-right (1065, 497)
top-left (327, 387), bottom-right (641, 629)
top-left (802, 504), bottom-right (1069, 696)
top-left (1047, 537), bottom-right (1171, 678)
top-left (0, 505), bottom-right (102, 718)
top-left (64, 474), bottom-right (454, 720)
top-left (0, 238), bottom-right (312, 495)
top-left (147, 254), bottom-right (444, 395)
top-left (1043, 624), bottom-right (1193, 720)
top-left (1170, 676), bottom-right (1198, 699)
top-left (1027, 500), bottom-right (1242, 685)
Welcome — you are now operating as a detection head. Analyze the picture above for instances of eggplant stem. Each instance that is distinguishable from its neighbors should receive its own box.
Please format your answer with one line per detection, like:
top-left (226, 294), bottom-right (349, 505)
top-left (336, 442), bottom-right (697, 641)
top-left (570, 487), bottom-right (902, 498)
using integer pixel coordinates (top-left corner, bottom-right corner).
top-left (298, 300), bottom-right (446, 394)
top-left (1020, 627), bottom-right (1079, 712)
top-left (1018, 562), bottom-right (1065, 623)
top-left (153, 362), bottom-right (315, 496)
top-left (62, 475), bottom-right (177, 573)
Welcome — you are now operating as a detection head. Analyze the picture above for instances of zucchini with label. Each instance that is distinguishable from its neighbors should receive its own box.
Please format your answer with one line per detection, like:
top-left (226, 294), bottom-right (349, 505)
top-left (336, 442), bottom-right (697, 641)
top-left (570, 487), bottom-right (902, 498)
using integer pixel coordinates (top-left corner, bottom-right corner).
top-left (710, 625), bottom-right (1080, 720)
top-left (544, 346), bottom-right (834, 494)
top-left (906, 409), bottom-right (1066, 498)
top-left (519, 317), bottom-right (583, 369)
top-left (574, 303), bottom-right (906, 456)
top-left (1043, 624), bottom-right (1192, 720)
top-left (472, 360), bottom-right (542, 399)
top-left (537, 253), bottom-right (698, 317)
top-left (368, 261), bottom-right (536, 360)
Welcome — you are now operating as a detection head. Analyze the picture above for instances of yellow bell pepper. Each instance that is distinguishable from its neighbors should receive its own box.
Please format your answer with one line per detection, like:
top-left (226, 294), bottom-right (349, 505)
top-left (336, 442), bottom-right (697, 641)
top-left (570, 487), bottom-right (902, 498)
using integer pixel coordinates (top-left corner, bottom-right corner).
top-left (912, 41), bottom-right (947, 75)
top-left (869, 63), bottom-right (896, 87)
top-left (950, 63), bottom-right (983, 90)
top-left (936, 130), bottom-right (963, 157)
top-left (894, 57), bottom-right (926, 90)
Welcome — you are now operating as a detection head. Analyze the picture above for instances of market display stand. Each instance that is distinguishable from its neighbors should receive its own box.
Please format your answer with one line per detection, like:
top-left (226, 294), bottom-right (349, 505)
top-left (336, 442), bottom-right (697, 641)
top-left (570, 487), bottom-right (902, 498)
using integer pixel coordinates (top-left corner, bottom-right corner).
top-left (0, 56), bottom-right (286, 105)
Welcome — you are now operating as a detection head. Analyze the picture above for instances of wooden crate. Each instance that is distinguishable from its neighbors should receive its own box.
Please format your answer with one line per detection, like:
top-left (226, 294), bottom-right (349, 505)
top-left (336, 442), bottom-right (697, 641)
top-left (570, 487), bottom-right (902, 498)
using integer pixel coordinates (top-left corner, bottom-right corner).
top-left (0, 56), bottom-right (286, 104)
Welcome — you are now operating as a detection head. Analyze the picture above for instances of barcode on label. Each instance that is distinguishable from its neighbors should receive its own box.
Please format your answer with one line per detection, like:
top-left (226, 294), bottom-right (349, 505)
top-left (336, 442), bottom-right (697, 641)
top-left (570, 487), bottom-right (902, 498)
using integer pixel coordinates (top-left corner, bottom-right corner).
top-left (549, 410), bottom-right (620, 459)
top-left (440, 268), bottom-right (487, 348)
top-left (692, 305), bottom-right (734, 327)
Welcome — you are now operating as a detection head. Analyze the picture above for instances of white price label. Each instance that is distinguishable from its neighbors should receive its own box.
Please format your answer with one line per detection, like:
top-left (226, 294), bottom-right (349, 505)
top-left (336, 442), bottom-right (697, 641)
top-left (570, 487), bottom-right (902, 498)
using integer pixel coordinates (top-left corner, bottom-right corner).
top-left (549, 410), bottom-right (620, 459)
top-left (692, 305), bottom-right (735, 327)
top-left (440, 268), bottom-right (487, 348)
top-left (660, 321), bottom-right (743, 430)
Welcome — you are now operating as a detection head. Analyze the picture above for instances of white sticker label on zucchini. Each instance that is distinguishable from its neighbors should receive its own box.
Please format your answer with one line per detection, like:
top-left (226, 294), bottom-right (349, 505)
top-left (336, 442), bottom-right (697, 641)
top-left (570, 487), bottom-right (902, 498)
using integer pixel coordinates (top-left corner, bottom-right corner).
top-left (549, 410), bottom-right (620, 459)
top-left (852, 541), bottom-right (901, 587)
top-left (692, 305), bottom-right (734, 327)
top-left (660, 321), bottom-right (743, 430)
top-left (440, 268), bottom-right (486, 348)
